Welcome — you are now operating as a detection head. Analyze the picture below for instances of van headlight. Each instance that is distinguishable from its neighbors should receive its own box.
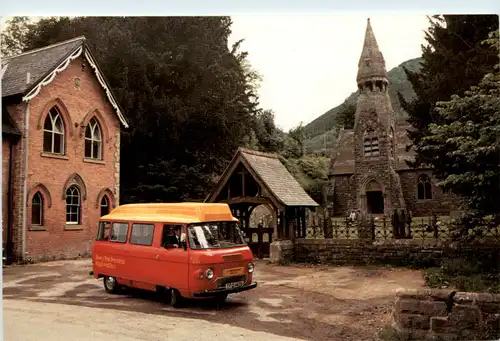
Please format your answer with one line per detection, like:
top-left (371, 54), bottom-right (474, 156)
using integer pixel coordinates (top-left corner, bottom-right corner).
top-left (248, 263), bottom-right (254, 273)
top-left (206, 268), bottom-right (214, 279)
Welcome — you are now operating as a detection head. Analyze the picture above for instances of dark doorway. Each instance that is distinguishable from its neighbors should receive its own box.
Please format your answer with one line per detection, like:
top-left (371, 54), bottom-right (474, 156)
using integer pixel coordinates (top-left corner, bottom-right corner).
top-left (366, 191), bottom-right (384, 214)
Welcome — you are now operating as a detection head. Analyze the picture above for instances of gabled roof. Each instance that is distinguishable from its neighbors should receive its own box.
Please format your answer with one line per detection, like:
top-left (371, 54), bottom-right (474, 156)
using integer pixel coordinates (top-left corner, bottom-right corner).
top-left (329, 124), bottom-right (417, 176)
top-left (1, 36), bottom-right (128, 128)
top-left (206, 147), bottom-right (318, 207)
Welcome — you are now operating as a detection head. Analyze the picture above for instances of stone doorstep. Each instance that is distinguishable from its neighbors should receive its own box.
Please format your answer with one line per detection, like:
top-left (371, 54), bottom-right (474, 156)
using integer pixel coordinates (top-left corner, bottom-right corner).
top-left (395, 298), bottom-right (448, 317)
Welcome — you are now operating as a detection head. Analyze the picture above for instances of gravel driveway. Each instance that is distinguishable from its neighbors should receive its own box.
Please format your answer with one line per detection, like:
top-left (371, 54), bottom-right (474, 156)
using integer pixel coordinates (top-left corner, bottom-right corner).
top-left (3, 259), bottom-right (425, 341)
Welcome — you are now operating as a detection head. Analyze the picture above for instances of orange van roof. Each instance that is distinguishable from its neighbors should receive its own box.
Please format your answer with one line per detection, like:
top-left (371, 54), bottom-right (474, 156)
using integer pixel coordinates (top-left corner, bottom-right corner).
top-left (100, 202), bottom-right (239, 224)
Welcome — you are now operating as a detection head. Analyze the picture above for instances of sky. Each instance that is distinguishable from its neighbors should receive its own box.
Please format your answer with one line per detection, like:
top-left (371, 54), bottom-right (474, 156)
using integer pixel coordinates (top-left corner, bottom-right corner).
top-left (228, 14), bottom-right (430, 130)
top-left (1, 15), bottom-right (430, 131)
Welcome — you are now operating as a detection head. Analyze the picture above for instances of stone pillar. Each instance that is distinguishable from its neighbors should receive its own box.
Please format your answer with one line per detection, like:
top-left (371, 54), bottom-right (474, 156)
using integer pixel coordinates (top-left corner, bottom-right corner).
top-left (269, 239), bottom-right (294, 264)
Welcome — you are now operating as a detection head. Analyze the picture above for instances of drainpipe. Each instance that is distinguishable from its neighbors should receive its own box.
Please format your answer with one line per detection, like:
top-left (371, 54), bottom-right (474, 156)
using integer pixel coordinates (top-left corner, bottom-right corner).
top-left (6, 140), bottom-right (15, 264)
top-left (21, 101), bottom-right (30, 262)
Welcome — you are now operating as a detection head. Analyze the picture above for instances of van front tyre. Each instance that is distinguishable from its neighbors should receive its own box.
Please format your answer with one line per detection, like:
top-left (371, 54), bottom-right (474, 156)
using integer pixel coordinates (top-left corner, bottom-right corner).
top-left (215, 293), bottom-right (228, 303)
top-left (171, 289), bottom-right (183, 308)
top-left (103, 276), bottom-right (119, 294)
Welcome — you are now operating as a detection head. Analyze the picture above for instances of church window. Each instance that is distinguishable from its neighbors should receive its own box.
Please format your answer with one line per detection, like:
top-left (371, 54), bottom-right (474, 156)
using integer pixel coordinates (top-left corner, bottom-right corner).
top-left (364, 136), bottom-right (379, 157)
top-left (417, 175), bottom-right (432, 200)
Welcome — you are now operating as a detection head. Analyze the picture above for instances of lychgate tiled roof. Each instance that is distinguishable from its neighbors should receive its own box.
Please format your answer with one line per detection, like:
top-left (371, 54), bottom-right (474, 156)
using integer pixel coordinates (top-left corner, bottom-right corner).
top-left (2, 37), bottom-right (84, 98)
top-left (239, 148), bottom-right (318, 207)
top-left (330, 124), bottom-right (416, 175)
top-left (207, 147), bottom-right (318, 207)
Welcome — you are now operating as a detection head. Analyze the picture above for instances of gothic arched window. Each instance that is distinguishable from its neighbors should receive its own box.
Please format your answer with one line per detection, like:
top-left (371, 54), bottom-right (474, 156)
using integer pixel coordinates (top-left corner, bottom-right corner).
top-left (43, 107), bottom-right (65, 154)
top-left (417, 175), bottom-right (432, 200)
top-left (84, 117), bottom-right (102, 160)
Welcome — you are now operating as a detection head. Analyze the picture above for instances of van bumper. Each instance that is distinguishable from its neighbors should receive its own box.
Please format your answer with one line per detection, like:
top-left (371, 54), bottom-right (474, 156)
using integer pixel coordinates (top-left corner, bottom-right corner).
top-left (192, 282), bottom-right (258, 297)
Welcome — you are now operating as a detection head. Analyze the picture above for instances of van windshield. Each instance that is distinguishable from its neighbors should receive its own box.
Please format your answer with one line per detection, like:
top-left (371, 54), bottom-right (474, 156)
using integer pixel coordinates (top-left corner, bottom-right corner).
top-left (187, 221), bottom-right (246, 249)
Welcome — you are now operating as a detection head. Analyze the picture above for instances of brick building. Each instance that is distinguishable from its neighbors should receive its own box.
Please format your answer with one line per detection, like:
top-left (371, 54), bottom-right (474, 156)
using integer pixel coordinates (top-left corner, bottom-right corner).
top-left (1, 36), bottom-right (129, 264)
top-left (328, 19), bottom-right (458, 218)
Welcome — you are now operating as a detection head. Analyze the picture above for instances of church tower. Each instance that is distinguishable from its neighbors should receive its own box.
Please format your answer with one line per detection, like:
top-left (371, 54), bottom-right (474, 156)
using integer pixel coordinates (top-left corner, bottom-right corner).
top-left (353, 18), bottom-right (405, 215)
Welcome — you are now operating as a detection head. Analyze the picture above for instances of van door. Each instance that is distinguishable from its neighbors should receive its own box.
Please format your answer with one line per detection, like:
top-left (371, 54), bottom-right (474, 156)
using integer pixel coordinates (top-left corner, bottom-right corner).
top-left (128, 222), bottom-right (158, 284)
top-left (155, 224), bottom-right (189, 293)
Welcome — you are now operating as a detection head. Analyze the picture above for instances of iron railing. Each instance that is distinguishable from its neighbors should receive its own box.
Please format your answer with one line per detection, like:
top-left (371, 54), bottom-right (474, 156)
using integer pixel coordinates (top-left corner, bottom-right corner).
top-left (303, 215), bottom-right (500, 244)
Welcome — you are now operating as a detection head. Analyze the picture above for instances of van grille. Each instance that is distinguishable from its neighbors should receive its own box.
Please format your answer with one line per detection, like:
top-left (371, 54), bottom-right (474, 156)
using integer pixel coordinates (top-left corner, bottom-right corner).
top-left (216, 275), bottom-right (247, 289)
top-left (222, 254), bottom-right (243, 262)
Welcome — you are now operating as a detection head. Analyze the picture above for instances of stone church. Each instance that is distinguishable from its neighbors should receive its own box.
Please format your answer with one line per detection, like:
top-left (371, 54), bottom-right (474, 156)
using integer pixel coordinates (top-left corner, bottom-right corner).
top-left (328, 19), bottom-right (458, 218)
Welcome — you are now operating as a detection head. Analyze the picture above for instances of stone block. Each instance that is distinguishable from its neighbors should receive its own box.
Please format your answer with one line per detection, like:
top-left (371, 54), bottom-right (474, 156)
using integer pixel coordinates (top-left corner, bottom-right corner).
top-left (269, 240), bottom-right (294, 263)
top-left (421, 301), bottom-right (448, 316)
top-left (395, 298), bottom-right (447, 316)
top-left (483, 313), bottom-right (500, 335)
top-left (396, 288), bottom-right (453, 301)
top-left (453, 292), bottom-right (477, 305)
top-left (449, 304), bottom-right (483, 328)
top-left (477, 301), bottom-right (500, 314)
top-left (395, 313), bottom-right (431, 330)
top-left (430, 316), bottom-right (455, 335)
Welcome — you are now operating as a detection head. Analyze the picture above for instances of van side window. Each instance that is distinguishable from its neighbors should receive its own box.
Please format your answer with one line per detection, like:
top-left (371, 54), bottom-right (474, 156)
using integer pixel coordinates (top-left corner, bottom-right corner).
top-left (110, 222), bottom-right (129, 243)
top-left (96, 221), bottom-right (111, 241)
top-left (162, 224), bottom-right (183, 248)
top-left (130, 223), bottom-right (155, 246)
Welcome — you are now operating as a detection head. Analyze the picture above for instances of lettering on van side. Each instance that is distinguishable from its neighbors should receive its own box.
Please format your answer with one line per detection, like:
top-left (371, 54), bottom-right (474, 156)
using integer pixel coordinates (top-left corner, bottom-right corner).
top-left (95, 254), bottom-right (126, 269)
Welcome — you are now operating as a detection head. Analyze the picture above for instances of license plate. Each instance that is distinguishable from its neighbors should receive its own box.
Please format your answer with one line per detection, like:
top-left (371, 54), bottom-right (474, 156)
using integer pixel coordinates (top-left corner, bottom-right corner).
top-left (222, 267), bottom-right (244, 277)
top-left (225, 281), bottom-right (245, 289)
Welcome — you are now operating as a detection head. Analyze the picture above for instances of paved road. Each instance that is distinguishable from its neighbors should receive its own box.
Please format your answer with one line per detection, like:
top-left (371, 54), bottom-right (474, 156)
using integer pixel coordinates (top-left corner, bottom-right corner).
top-left (2, 259), bottom-right (425, 341)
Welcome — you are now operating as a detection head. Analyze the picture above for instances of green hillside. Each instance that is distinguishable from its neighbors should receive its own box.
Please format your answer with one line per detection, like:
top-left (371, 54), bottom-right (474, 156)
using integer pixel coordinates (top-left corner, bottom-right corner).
top-left (303, 57), bottom-right (423, 153)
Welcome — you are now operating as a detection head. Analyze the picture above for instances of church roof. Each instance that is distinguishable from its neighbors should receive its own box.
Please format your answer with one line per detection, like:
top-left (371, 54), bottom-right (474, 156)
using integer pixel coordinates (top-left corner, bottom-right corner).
top-left (356, 18), bottom-right (388, 83)
top-left (329, 124), bottom-right (417, 175)
top-left (1, 36), bottom-right (129, 128)
top-left (2, 37), bottom-right (84, 98)
top-left (206, 148), bottom-right (318, 207)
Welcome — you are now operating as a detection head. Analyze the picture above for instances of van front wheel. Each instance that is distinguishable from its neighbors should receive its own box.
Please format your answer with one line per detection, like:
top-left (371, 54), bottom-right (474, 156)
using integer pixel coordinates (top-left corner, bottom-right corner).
top-left (215, 293), bottom-right (228, 303)
top-left (171, 289), bottom-right (183, 308)
top-left (103, 276), bottom-right (119, 294)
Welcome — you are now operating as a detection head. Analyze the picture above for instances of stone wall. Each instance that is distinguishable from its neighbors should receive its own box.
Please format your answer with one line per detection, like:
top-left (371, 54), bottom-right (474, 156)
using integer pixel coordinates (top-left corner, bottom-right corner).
top-left (294, 239), bottom-right (500, 267)
top-left (393, 288), bottom-right (500, 340)
top-left (269, 240), bottom-right (294, 264)
top-left (295, 239), bottom-right (445, 266)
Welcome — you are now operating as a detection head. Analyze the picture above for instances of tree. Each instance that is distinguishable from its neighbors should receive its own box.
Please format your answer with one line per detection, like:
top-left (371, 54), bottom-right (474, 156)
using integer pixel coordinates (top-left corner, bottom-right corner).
top-left (398, 15), bottom-right (499, 168)
top-left (421, 30), bottom-right (500, 215)
top-left (251, 109), bottom-right (285, 153)
top-left (0, 16), bottom-right (32, 57)
top-left (2, 16), bottom-right (261, 203)
top-left (283, 123), bottom-right (306, 158)
top-left (335, 100), bottom-right (356, 129)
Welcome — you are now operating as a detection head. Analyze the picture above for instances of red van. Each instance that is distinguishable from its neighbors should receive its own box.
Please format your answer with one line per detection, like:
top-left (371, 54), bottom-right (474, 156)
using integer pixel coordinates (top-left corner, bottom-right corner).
top-left (91, 203), bottom-right (257, 307)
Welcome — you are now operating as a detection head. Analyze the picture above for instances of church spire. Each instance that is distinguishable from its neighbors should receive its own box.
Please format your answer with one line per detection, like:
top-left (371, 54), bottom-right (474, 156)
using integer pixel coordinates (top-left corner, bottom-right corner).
top-left (356, 18), bottom-right (388, 84)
